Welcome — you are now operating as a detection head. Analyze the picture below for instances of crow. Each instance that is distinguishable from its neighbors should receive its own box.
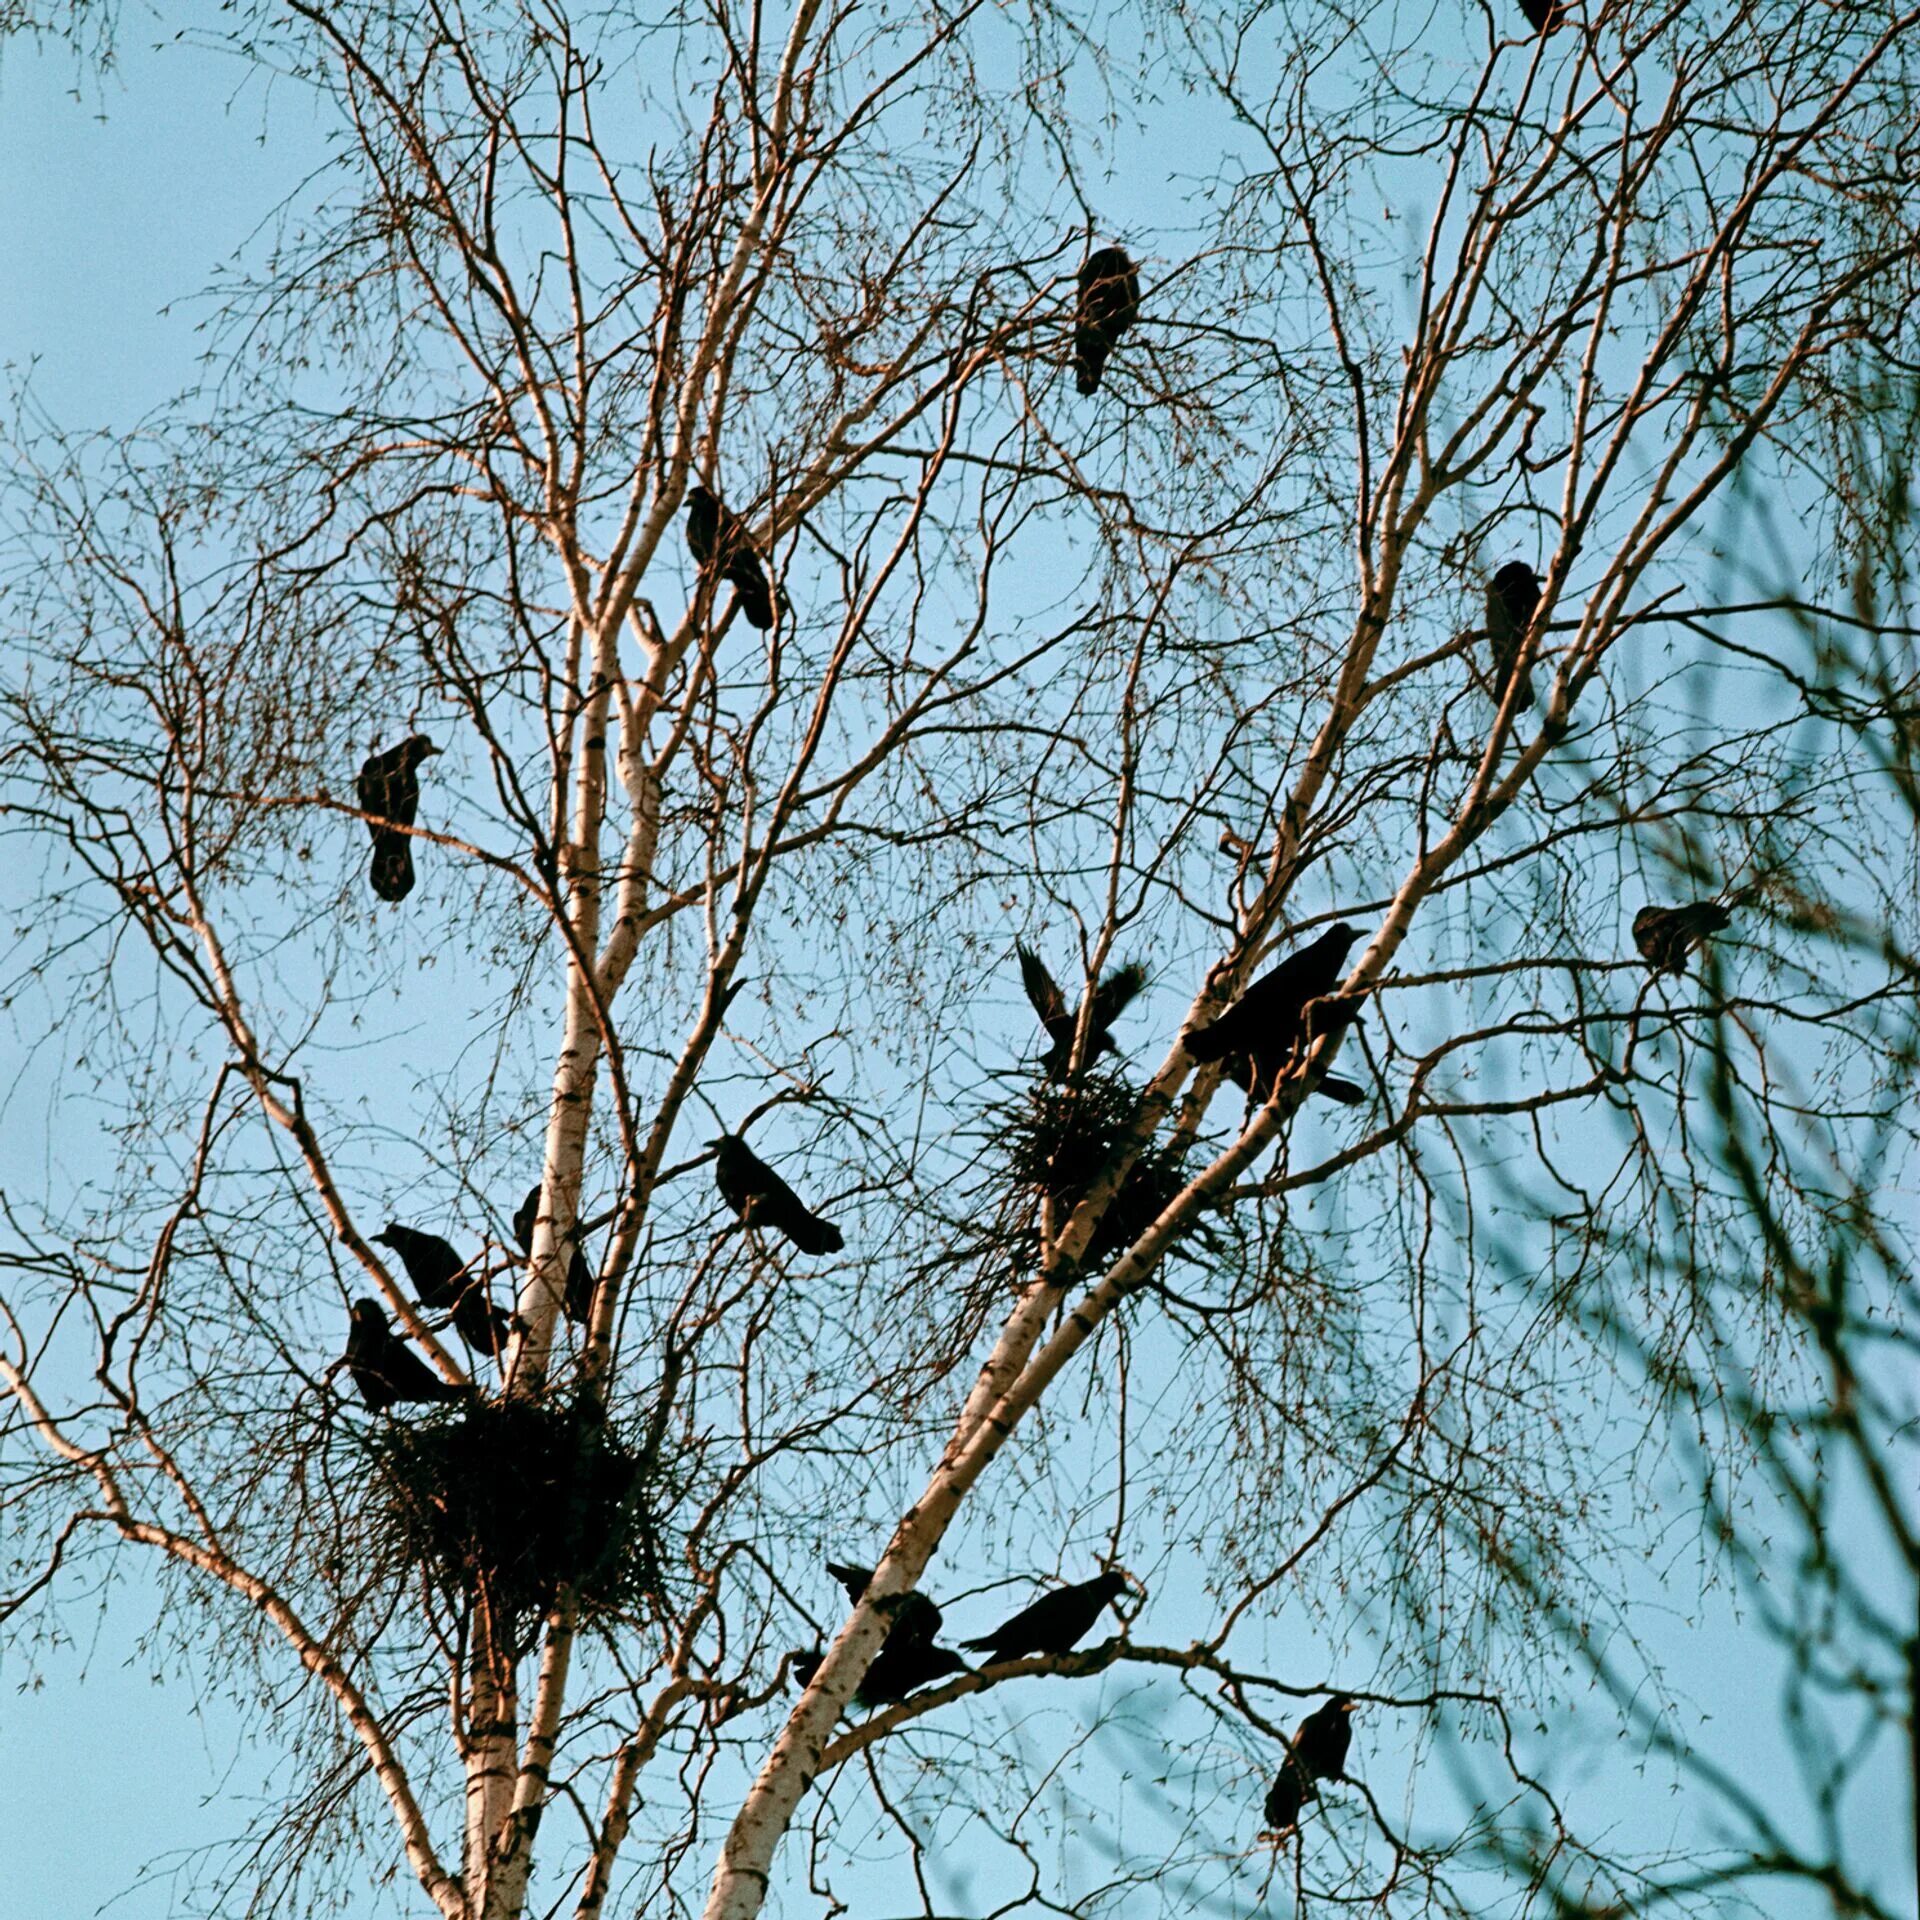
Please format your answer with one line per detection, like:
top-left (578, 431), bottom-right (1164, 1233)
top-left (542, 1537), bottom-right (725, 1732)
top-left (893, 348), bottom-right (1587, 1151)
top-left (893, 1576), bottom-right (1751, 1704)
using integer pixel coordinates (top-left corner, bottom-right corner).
top-left (356, 734), bottom-right (440, 903)
top-left (1017, 944), bottom-right (1148, 1080)
top-left (1185, 924), bottom-right (1365, 1101)
top-left (371, 1221), bottom-right (512, 1359)
top-left (1633, 900), bottom-right (1732, 976)
top-left (511, 1184), bottom-right (597, 1324)
top-left (790, 1640), bottom-right (971, 1710)
top-left (1074, 246), bottom-right (1141, 396)
top-left (1485, 562), bottom-right (1541, 707)
top-left (341, 1298), bottom-right (467, 1412)
top-left (1517, 0), bottom-right (1568, 30)
top-left (712, 1134), bottom-right (844, 1255)
top-left (826, 1560), bottom-right (942, 1651)
top-left (962, 1569), bottom-right (1129, 1663)
top-left (686, 484), bottom-right (778, 630)
top-left (1264, 1695), bottom-right (1357, 1835)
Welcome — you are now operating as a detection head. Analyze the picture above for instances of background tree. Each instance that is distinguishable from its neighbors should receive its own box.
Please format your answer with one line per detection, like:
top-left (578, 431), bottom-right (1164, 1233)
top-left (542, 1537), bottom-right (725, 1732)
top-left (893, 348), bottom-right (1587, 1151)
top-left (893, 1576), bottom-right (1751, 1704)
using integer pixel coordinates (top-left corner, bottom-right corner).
top-left (2, 3), bottom-right (1917, 1919)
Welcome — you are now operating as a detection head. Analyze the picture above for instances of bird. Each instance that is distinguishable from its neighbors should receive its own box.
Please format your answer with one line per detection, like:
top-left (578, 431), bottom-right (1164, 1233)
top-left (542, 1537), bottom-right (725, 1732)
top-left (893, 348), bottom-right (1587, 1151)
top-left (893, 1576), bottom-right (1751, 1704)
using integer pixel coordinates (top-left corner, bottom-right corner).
top-left (355, 734), bottom-right (441, 902)
top-left (712, 1134), bottom-right (844, 1255)
top-left (1633, 901), bottom-right (1732, 976)
top-left (1224, 1047), bottom-right (1367, 1109)
top-left (685, 484), bottom-right (778, 630)
top-left (1264, 1695), bottom-right (1357, 1836)
top-left (340, 1298), bottom-right (467, 1412)
top-left (371, 1221), bottom-right (512, 1359)
top-left (962, 1569), bottom-right (1129, 1663)
top-left (1517, 0), bottom-right (1568, 30)
top-left (1485, 562), bottom-right (1541, 707)
top-left (825, 1560), bottom-right (942, 1651)
top-left (1185, 924), bottom-right (1365, 1102)
top-left (511, 1184), bottom-right (596, 1324)
top-left (1016, 945), bottom-right (1148, 1080)
top-left (1073, 246), bottom-right (1141, 396)
top-left (789, 1640), bottom-right (970, 1710)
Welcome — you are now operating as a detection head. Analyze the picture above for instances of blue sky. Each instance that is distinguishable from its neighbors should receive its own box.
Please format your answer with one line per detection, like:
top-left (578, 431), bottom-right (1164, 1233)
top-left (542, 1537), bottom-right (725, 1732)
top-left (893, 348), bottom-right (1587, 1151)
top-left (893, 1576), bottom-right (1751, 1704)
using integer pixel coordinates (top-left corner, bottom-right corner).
top-left (1, 15), bottom-right (1913, 1920)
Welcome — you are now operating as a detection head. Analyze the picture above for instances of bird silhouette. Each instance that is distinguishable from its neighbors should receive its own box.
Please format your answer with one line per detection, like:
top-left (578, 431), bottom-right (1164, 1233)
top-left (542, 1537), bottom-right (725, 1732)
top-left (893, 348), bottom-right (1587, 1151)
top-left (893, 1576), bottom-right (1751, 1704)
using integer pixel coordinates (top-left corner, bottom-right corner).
top-left (356, 735), bottom-right (441, 902)
top-left (1485, 562), bottom-right (1541, 707)
top-left (511, 1184), bottom-right (596, 1324)
top-left (789, 1640), bottom-right (970, 1710)
top-left (371, 1221), bottom-right (512, 1359)
top-left (1517, 0), bottom-right (1568, 31)
top-left (341, 1298), bottom-right (467, 1411)
top-left (1264, 1695), bottom-right (1356, 1835)
top-left (1016, 944), bottom-right (1147, 1080)
top-left (1633, 900), bottom-right (1732, 976)
top-left (712, 1134), bottom-right (844, 1255)
top-left (1185, 924), bottom-right (1365, 1103)
top-left (826, 1559), bottom-right (943, 1650)
top-left (686, 484), bottom-right (778, 629)
top-left (962, 1570), bottom-right (1129, 1662)
top-left (1074, 246), bottom-right (1141, 395)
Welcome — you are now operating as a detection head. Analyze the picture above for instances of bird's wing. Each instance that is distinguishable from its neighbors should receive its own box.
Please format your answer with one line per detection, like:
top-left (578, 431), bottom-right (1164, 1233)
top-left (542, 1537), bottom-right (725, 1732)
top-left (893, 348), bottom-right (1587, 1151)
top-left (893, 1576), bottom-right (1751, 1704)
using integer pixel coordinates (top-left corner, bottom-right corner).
top-left (1092, 961), bottom-right (1148, 1031)
top-left (825, 1561), bottom-right (873, 1603)
top-left (1016, 943), bottom-right (1067, 1026)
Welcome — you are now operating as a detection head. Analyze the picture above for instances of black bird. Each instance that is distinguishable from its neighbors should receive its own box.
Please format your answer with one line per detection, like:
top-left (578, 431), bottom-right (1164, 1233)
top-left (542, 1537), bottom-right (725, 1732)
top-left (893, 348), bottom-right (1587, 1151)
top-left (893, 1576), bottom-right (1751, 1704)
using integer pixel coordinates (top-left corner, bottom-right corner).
top-left (1185, 924), bottom-right (1365, 1102)
top-left (371, 1221), bottom-right (512, 1359)
top-left (356, 734), bottom-right (441, 903)
top-left (1224, 1048), bottom-right (1367, 1110)
top-left (1633, 900), bottom-right (1732, 976)
top-left (1517, 0), bottom-right (1567, 30)
top-left (962, 1569), bottom-right (1129, 1663)
top-left (341, 1298), bottom-right (467, 1412)
top-left (789, 1640), bottom-right (971, 1711)
top-left (712, 1134), bottom-right (844, 1255)
top-left (826, 1560), bottom-right (942, 1651)
top-left (686, 484), bottom-right (778, 630)
top-left (1073, 246), bottom-right (1141, 396)
top-left (1017, 945), bottom-right (1148, 1080)
top-left (1263, 1695), bottom-right (1356, 1835)
top-left (1485, 562), bottom-right (1541, 707)
top-left (512, 1184), bottom-right (596, 1324)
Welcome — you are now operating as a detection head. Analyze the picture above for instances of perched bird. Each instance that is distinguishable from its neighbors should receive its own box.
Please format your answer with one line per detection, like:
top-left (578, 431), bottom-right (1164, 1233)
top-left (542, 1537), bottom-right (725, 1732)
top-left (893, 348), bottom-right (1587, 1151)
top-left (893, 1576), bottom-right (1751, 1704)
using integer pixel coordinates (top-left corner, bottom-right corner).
top-left (712, 1133), bottom-right (844, 1255)
top-left (1074, 246), bottom-right (1141, 396)
top-left (1185, 924), bottom-right (1365, 1102)
top-left (1485, 562), bottom-right (1542, 707)
top-left (355, 734), bottom-right (440, 903)
top-left (1264, 1695), bottom-right (1357, 1835)
top-left (1633, 901), bottom-right (1732, 976)
top-left (512, 1184), bottom-right (596, 1324)
top-left (789, 1640), bottom-right (970, 1710)
top-left (962, 1569), bottom-right (1129, 1663)
top-left (686, 484), bottom-right (777, 630)
top-left (341, 1298), bottom-right (467, 1412)
top-left (826, 1560), bottom-right (942, 1651)
top-left (1517, 0), bottom-right (1568, 30)
top-left (371, 1221), bottom-right (512, 1359)
top-left (1017, 944), bottom-right (1148, 1080)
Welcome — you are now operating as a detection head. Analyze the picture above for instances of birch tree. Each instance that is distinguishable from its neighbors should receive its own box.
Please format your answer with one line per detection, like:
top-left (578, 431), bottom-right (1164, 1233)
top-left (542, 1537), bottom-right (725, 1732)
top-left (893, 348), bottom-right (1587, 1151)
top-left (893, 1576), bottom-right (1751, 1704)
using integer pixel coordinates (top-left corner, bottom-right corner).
top-left (3, 1), bottom-right (1918, 1917)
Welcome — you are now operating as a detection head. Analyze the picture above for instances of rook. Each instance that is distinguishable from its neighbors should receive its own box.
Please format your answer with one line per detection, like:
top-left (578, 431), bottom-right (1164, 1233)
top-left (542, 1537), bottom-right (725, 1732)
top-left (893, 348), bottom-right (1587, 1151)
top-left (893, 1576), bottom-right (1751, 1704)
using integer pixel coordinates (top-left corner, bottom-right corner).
top-left (962, 1569), bottom-right (1129, 1663)
top-left (713, 1133), bottom-right (844, 1255)
top-left (1074, 246), bottom-right (1141, 396)
top-left (356, 734), bottom-right (441, 903)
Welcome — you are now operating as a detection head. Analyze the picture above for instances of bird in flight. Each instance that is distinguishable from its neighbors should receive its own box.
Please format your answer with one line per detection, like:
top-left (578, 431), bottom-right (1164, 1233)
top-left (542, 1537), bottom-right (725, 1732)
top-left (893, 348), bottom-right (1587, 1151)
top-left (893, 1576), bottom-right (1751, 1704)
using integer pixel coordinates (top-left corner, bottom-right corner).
top-left (1185, 924), bottom-right (1365, 1104)
top-left (1074, 246), bottom-right (1141, 396)
top-left (340, 1298), bottom-right (467, 1412)
top-left (356, 734), bottom-right (440, 902)
top-left (962, 1569), bottom-right (1130, 1663)
top-left (1264, 1694), bottom-right (1357, 1836)
top-left (1633, 900), bottom-right (1732, 975)
top-left (1016, 944), bottom-right (1148, 1080)
top-left (686, 484), bottom-right (778, 630)
top-left (712, 1134), bottom-right (845, 1255)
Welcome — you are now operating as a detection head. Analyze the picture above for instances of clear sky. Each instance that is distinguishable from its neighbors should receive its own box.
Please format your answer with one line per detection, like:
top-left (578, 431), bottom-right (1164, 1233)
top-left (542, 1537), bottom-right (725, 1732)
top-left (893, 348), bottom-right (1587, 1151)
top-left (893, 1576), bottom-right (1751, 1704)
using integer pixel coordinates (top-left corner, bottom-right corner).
top-left (0, 16), bottom-right (1911, 1920)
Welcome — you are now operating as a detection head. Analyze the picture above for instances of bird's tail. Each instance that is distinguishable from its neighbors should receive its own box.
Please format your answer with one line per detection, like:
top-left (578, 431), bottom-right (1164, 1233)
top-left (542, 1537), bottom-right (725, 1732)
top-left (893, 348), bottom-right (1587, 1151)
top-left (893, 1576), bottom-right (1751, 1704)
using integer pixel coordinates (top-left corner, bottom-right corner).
top-left (789, 1214), bottom-right (845, 1256)
top-left (1316, 1075), bottom-right (1366, 1106)
top-left (370, 831), bottom-right (415, 902)
top-left (1183, 1021), bottom-right (1233, 1063)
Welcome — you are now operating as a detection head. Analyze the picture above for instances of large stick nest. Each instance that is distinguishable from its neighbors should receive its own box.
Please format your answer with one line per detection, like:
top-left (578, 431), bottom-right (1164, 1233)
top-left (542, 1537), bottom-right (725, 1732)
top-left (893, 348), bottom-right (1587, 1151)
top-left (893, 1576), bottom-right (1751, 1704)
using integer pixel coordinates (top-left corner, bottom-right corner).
top-left (367, 1395), bottom-right (668, 1642)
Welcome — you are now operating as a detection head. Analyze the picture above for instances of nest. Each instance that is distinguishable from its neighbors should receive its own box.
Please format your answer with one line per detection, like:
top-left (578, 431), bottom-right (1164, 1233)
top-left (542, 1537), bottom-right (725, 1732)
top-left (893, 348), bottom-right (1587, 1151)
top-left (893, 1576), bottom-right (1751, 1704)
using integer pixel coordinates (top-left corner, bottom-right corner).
top-left (368, 1395), bottom-right (667, 1643)
top-left (998, 1070), bottom-right (1216, 1275)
